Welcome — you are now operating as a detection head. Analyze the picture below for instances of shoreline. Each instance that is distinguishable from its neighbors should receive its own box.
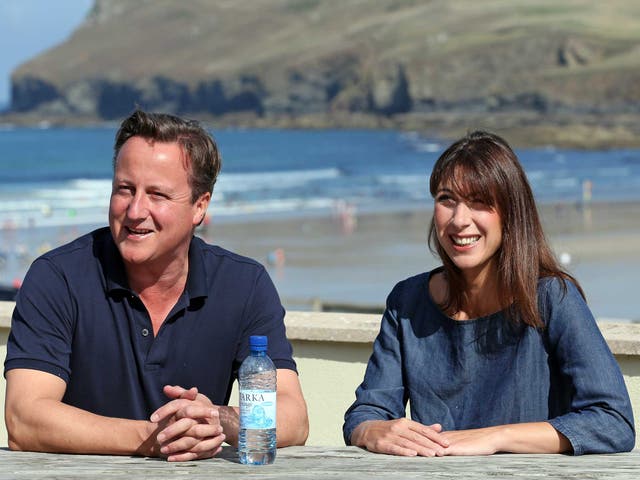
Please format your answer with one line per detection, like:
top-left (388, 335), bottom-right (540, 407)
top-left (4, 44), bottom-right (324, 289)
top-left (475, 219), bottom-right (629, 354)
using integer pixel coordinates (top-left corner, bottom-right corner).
top-left (3, 110), bottom-right (640, 150)
top-left (1, 196), bottom-right (637, 232)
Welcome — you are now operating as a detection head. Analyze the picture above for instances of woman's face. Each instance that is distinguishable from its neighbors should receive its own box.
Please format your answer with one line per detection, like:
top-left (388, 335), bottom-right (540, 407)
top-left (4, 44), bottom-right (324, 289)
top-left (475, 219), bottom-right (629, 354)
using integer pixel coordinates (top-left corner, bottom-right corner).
top-left (433, 182), bottom-right (503, 280)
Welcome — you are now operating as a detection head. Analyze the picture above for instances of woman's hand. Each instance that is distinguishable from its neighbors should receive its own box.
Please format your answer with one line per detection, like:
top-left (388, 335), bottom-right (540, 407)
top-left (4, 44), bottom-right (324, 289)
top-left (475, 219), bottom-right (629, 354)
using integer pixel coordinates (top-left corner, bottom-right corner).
top-left (440, 426), bottom-right (502, 456)
top-left (351, 419), bottom-right (450, 457)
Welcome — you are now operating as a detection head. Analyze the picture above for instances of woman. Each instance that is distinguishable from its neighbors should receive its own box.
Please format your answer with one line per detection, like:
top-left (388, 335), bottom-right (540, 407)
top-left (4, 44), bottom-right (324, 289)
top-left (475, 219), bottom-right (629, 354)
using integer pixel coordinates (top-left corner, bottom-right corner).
top-left (343, 131), bottom-right (635, 456)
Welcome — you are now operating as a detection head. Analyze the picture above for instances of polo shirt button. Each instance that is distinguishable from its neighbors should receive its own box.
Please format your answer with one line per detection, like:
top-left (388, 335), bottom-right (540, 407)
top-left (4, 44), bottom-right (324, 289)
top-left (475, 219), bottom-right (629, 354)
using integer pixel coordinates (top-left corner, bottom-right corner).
top-left (141, 328), bottom-right (149, 337)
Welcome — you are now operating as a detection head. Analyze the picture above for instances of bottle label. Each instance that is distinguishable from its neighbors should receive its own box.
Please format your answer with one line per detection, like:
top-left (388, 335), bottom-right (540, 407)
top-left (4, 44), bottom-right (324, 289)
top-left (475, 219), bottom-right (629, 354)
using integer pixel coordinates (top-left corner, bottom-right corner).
top-left (240, 390), bottom-right (276, 429)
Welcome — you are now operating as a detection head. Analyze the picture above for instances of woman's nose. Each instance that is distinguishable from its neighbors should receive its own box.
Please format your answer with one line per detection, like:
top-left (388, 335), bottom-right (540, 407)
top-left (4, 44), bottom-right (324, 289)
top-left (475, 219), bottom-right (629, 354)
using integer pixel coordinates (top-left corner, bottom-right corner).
top-left (451, 201), bottom-right (472, 227)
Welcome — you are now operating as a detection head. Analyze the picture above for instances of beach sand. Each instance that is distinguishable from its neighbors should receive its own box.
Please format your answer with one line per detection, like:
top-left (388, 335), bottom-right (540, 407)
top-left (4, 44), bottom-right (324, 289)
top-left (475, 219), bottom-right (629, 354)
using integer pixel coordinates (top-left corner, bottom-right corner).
top-left (1, 200), bottom-right (639, 321)
top-left (196, 200), bottom-right (640, 322)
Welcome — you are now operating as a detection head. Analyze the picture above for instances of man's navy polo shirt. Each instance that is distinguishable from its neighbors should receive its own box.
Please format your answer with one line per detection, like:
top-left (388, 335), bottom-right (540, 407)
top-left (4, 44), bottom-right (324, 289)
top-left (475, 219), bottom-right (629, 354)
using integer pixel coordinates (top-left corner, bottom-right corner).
top-left (4, 227), bottom-right (296, 420)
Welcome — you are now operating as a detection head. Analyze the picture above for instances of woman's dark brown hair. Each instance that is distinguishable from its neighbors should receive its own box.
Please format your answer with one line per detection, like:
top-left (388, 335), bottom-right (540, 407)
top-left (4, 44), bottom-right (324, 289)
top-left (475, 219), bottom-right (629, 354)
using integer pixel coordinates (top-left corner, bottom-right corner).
top-left (428, 130), bottom-right (584, 328)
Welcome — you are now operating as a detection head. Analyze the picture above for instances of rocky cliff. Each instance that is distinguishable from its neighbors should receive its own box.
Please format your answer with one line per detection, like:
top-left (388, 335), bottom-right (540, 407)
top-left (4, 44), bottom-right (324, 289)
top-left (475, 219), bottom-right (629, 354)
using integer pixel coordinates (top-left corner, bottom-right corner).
top-left (8, 0), bottom-right (640, 145)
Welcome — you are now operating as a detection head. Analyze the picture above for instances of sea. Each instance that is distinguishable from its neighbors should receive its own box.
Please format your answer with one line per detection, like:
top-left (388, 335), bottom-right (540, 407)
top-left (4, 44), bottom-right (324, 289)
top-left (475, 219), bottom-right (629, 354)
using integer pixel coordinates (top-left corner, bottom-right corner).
top-left (1, 126), bottom-right (640, 319)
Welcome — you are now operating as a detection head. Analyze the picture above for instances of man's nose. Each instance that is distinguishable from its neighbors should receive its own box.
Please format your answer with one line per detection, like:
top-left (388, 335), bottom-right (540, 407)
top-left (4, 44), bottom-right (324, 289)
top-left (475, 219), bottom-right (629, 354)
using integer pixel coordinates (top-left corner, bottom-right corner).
top-left (127, 192), bottom-right (149, 219)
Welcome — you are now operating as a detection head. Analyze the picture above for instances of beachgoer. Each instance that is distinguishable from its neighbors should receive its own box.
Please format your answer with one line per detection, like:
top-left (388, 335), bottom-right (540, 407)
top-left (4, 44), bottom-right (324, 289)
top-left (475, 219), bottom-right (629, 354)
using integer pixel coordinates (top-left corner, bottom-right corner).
top-left (582, 179), bottom-right (593, 206)
top-left (343, 130), bottom-right (635, 456)
top-left (581, 179), bottom-right (593, 228)
top-left (267, 247), bottom-right (286, 268)
top-left (4, 110), bottom-right (308, 461)
top-left (333, 199), bottom-right (358, 235)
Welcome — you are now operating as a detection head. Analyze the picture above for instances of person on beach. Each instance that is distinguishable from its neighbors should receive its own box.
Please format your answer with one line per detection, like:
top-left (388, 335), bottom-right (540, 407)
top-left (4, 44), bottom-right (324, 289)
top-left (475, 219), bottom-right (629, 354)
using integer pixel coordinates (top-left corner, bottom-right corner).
top-left (343, 130), bottom-right (635, 456)
top-left (4, 110), bottom-right (308, 461)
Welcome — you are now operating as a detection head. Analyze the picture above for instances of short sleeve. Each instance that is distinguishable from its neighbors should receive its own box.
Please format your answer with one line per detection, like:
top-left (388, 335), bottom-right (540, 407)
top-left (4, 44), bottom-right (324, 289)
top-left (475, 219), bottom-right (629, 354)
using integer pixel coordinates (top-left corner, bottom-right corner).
top-left (343, 284), bottom-right (407, 445)
top-left (234, 266), bottom-right (296, 375)
top-left (4, 257), bottom-right (76, 382)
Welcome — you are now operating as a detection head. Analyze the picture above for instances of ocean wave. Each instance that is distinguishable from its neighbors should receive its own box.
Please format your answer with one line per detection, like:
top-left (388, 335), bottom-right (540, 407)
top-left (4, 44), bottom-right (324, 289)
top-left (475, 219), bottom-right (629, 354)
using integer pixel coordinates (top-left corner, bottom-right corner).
top-left (212, 197), bottom-right (336, 216)
top-left (69, 179), bottom-right (113, 189)
top-left (595, 167), bottom-right (631, 177)
top-left (413, 142), bottom-right (441, 153)
top-left (399, 131), bottom-right (442, 153)
top-left (550, 177), bottom-right (580, 189)
top-left (217, 167), bottom-right (342, 192)
top-left (0, 194), bottom-right (339, 230)
top-left (376, 174), bottom-right (426, 185)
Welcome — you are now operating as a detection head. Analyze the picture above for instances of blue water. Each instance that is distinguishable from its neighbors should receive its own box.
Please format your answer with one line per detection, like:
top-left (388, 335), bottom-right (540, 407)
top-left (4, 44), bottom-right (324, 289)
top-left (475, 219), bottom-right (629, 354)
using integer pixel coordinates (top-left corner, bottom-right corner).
top-left (1, 126), bottom-right (640, 230)
top-left (1, 126), bottom-right (640, 320)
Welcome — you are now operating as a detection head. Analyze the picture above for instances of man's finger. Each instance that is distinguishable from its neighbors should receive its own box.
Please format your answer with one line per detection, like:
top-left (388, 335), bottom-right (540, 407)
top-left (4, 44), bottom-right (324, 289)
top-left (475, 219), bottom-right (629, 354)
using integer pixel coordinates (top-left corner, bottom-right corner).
top-left (162, 431), bottom-right (225, 457)
top-left (150, 398), bottom-right (191, 423)
top-left (157, 417), bottom-right (199, 443)
top-left (163, 385), bottom-right (198, 400)
top-left (174, 406), bottom-right (218, 423)
top-left (166, 445), bottom-right (222, 463)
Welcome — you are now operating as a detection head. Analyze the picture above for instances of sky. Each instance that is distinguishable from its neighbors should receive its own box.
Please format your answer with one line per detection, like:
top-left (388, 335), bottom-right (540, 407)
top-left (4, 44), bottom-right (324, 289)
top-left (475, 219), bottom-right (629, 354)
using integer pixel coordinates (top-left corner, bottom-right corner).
top-left (0, 0), bottom-right (93, 108)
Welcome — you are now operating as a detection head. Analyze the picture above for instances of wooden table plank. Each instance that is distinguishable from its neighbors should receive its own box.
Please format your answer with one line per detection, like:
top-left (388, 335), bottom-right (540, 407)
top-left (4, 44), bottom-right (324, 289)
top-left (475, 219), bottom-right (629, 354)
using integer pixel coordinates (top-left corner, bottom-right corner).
top-left (0, 446), bottom-right (638, 479)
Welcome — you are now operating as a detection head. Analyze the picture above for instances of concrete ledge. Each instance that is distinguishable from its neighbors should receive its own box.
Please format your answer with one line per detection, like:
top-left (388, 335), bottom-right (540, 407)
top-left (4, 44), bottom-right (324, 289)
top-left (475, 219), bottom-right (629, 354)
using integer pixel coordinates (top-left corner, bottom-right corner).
top-left (2, 300), bottom-right (640, 355)
top-left (284, 311), bottom-right (381, 343)
top-left (286, 311), bottom-right (640, 354)
top-left (0, 302), bottom-right (11, 328)
top-left (283, 310), bottom-right (640, 357)
top-left (596, 323), bottom-right (640, 356)
top-left (2, 300), bottom-right (640, 448)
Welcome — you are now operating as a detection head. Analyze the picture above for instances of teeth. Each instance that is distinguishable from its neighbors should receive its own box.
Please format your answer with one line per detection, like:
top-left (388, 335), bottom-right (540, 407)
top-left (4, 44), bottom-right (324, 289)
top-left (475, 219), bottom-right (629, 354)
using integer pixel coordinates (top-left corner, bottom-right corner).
top-left (127, 227), bottom-right (151, 235)
top-left (452, 236), bottom-right (479, 246)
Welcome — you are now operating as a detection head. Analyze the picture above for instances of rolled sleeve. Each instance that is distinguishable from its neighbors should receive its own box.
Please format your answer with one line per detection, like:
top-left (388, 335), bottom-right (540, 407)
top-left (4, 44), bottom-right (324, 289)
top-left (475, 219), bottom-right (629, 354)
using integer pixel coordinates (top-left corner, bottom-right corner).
top-left (543, 279), bottom-right (635, 454)
top-left (343, 288), bottom-right (407, 445)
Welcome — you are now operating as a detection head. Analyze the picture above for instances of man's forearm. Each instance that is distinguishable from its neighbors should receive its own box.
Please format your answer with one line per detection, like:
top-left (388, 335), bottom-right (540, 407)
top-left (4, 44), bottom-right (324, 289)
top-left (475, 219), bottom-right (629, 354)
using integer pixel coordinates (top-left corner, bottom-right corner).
top-left (7, 398), bottom-right (157, 456)
top-left (220, 397), bottom-right (308, 448)
top-left (275, 393), bottom-right (309, 447)
top-left (220, 394), bottom-right (308, 448)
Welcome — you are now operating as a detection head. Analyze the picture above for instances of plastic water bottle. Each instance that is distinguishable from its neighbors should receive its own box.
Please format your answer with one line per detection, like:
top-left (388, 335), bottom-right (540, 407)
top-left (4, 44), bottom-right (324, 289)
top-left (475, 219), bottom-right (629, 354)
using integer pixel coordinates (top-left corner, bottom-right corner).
top-left (238, 335), bottom-right (277, 465)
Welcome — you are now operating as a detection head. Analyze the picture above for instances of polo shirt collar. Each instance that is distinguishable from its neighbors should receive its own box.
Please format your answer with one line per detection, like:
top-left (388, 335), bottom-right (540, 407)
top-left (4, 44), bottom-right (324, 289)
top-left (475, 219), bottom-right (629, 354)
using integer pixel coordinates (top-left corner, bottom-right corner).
top-left (102, 234), bottom-right (130, 294)
top-left (185, 236), bottom-right (208, 300)
top-left (102, 233), bottom-right (208, 301)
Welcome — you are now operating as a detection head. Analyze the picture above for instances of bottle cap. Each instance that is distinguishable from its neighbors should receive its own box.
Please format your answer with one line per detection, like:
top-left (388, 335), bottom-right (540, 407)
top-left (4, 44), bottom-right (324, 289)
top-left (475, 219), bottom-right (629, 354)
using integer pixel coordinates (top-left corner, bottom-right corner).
top-left (249, 335), bottom-right (268, 351)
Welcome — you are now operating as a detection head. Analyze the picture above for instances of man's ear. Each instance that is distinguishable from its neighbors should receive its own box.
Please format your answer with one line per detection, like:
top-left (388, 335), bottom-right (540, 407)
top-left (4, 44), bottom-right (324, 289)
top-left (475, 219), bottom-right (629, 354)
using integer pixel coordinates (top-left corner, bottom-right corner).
top-left (193, 192), bottom-right (211, 226)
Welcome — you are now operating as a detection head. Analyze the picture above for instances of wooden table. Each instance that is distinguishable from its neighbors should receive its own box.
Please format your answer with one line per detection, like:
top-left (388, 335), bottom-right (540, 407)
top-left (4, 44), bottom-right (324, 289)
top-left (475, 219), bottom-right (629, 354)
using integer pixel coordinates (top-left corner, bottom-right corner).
top-left (0, 446), bottom-right (638, 479)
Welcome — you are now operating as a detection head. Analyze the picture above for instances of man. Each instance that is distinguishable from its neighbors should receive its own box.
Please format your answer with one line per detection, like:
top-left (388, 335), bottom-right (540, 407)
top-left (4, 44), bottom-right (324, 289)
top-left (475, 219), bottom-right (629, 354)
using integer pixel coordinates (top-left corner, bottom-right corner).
top-left (4, 110), bottom-right (309, 461)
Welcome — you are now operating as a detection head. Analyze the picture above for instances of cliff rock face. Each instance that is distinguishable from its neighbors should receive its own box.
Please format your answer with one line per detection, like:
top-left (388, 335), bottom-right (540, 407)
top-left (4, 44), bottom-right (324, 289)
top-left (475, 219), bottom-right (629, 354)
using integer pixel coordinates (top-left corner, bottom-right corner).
top-left (9, 0), bottom-right (640, 120)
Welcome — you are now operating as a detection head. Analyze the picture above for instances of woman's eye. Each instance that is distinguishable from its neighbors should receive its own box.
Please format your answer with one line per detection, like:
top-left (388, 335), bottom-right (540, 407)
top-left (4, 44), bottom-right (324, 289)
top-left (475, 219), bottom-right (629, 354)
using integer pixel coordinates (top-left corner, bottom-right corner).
top-left (469, 199), bottom-right (493, 211)
top-left (436, 194), bottom-right (454, 204)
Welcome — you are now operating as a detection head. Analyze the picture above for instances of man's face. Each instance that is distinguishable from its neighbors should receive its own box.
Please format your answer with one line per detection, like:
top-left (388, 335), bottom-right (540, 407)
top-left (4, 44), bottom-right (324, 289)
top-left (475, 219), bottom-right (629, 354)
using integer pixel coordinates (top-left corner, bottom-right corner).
top-left (109, 136), bottom-right (210, 273)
